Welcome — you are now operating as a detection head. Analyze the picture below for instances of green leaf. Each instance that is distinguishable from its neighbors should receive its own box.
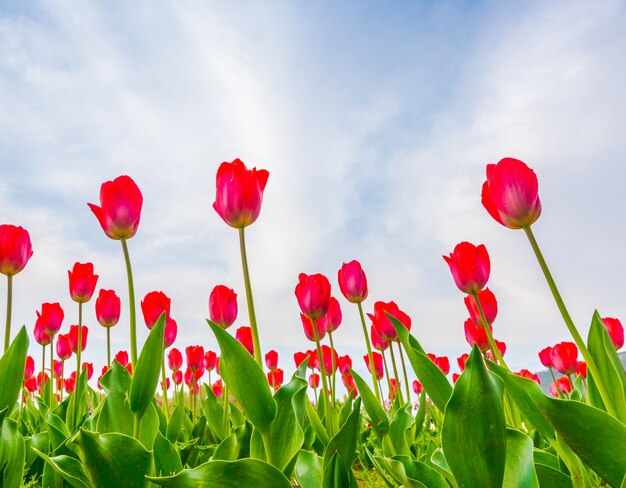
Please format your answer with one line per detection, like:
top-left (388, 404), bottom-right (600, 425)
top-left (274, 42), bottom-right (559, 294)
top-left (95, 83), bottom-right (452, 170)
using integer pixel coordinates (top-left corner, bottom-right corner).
top-left (207, 320), bottom-right (276, 436)
top-left (166, 389), bottom-right (186, 443)
top-left (0, 326), bottom-right (28, 420)
top-left (66, 368), bottom-right (89, 432)
top-left (32, 449), bottom-right (91, 488)
top-left (392, 456), bottom-right (448, 488)
top-left (45, 412), bottom-right (71, 451)
top-left (503, 429), bottom-right (539, 488)
top-left (413, 391), bottom-right (427, 438)
top-left (154, 430), bottom-right (183, 476)
top-left (148, 458), bottom-right (293, 487)
top-left (213, 433), bottom-right (240, 461)
top-left (130, 313), bottom-right (166, 418)
top-left (322, 452), bottom-right (356, 488)
top-left (97, 360), bottom-right (133, 436)
top-left (76, 430), bottom-right (152, 488)
top-left (430, 448), bottom-right (457, 488)
top-left (295, 450), bottom-right (323, 488)
top-left (535, 463), bottom-right (573, 488)
top-left (349, 369), bottom-right (388, 442)
top-left (138, 401), bottom-right (160, 449)
top-left (0, 417), bottom-right (25, 488)
top-left (442, 345), bottom-right (506, 488)
top-left (392, 317), bottom-right (452, 412)
top-left (201, 384), bottom-right (226, 441)
top-left (324, 397), bottom-right (361, 473)
top-left (388, 404), bottom-right (414, 457)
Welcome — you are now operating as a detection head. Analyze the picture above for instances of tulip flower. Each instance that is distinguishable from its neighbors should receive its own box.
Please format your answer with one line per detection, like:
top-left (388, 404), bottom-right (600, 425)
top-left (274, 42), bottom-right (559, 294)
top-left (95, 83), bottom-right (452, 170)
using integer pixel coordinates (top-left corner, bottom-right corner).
top-left (235, 326), bottom-right (254, 355)
top-left (550, 377), bottom-right (573, 397)
top-left (34, 322), bottom-right (51, 346)
top-left (209, 285), bottom-right (238, 329)
top-left (389, 378), bottom-right (400, 401)
top-left (364, 352), bottom-right (384, 380)
top-left (576, 361), bottom-right (587, 379)
top-left (294, 351), bottom-right (308, 368)
top-left (53, 359), bottom-right (63, 378)
top-left (267, 368), bottom-right (284, 391)
top-left (452, 373), bottom-right (460, 384)
top-left (371, 326), bottom-right (389, 351)
top-left (141, 291), bottom-right (171, 330)
top-left (319, 345), bottom-right (338, 376)
top-left (37, 372), bottom-right (49, 388)
top-left (516, 369), bottom-right (541, 384)
top-left (115, 350), bottom-right (129, 367)
top-left (204, 350), bottom-right (218, 372)
top-left (550, 342), bottom-right (578, 375)
top-left (309, 373), bottom-right (320, 389)
top-left (301, 313), bottom-right (327, 342)
top-left (427, 353), bottom-right (450, 375)
top-left (464, 318), bottom-right (492, 352)
top-left (68, 325), bottom-right (88, 354)
top-left (337, 260), bottom-right (368, 304)
top-left (0, 224), bottom-right (33, 352)
top-left (481, 157), bottom-right (542, 230)
top-left (265, 350), bottom-right (278, 371)
top-left (68, 263), bottom-right (99, 304)
top-left (443, 242), bottom-right (490, 295)
top-left (82, 362), bottom-right (94, 380)
top-left (601, 317), bottom-right (624, 350)
top-left (318, 297), bottom-right (342, 333)
top-left (367, 301), bottom-right (411, 343)
top-left (24, 355), bottom-right (35, 380)
top-left (538, 346), bottom-right (553, 368)
top-left (96, 288), bottom-right (121, 367)
top-left (172, 370), bottom-right (183, 386)
top-left (168, 348), bottom-right (183, 371)
top-left (35, 302), bottom-right (64, 339)
top-left (186, 345), bottom-right (205, 371)
top-left (212, 379), bottom-right (223, 397)
top-left (342, 373), bottom-right (358, 397)
top-left (24, 376), bottom-right (37, 393)
top-left (164, 318), bottom-right (177, 348)
top-left (295, 273), bottom-right (331, 320)
top-left (161, 378), bottom-right (171, 391)
top-left (412, 380), bottom-right (423, 395)
top-left (464, 288), bottom-right (497, 325)
top-left (65, 374), bottom-right (76, 394)
top-left (457, 353), bottom-right (469, 372)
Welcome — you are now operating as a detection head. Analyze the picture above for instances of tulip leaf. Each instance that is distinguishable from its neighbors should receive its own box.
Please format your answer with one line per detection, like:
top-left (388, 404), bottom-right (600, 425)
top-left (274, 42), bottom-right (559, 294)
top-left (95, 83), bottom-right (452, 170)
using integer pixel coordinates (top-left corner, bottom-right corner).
top-left (323, 397), bottom-right (361, 473)
top-left (392, 316), bottom-right (452, 412)
top-left (0, 326), bottom-right (28, 420)
top-left (76, 429), bottom-right (152, 488)
top-left (534, 463), bottom-right (573, 488)
top-left (388, 404), bottom-right (414, 457)
top-left (442, 345), bottom-right (506, 488)
top-left (392, 456), bottom-right (448, 488)
top-left (32, 449), bottom-right (91, 488)
top-left (295, 450), bottom-right (323, 488)
top-left (322, 451), bottom-right (356, 488)
top-left (148, 458), bottom-right (293, 487)
top-left (201, 384), bottom-right (226, 441)
top-left (154, 430), bottom-right (183, 476)
top-left (305, 395), bottom-right (330, 446)
top-left (207, 320), bottom-right (276, 436)
top-left (0, 416), bottom-right (25, 488)
top-left (349, 369), bottom-right (389, 441)
top-left (45, 412), bottom-right (71, 451)
top-left (503, 429), bottom-right (539, 488)
top-left (66, 368), bottom-right (89, 432)
top-left (138, 401), bottom-right (160, 449)
top-left (213, 433), bottom-right (240, 461)
top-left (129, 313), bottom-right (166, 418)
top-left (166, 389), bottom-right (186, 442)
top-left (97, 360), bottom-right (133, 436)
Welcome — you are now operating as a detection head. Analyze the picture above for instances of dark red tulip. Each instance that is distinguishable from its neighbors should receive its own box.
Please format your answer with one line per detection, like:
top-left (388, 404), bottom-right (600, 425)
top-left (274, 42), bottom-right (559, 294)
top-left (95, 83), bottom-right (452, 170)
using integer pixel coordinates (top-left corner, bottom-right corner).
top-left (481, 157), bottom-right (542, 229)
top-left (516, 369), bottom-right (541, 384)
top-left (337, 260), bottom-right (368, 304)
top-left (204, 350), bottom-right (218, 372)
top-left (212, 158), bottom-right (269, 229)
top-left (141, 291), bottom-right (171, 330)
top-left (88, 175), bottom-right (143, 240)
top-left (538, 346), bottom-right (553, 368)
top-left (308, 373), bottom-right (320, 389)
top-left (35, 302), bottom-right (64, 337)
top-left (464, 318), bottom-right (492, 352)
top-left (164, 318), bottom-right (177, 348)
top-left (0, 224), bottom-right (33, 276)
top-left (412, 380), bottom-right (423, 395)
top-left (318, 297), bottom-right (342, 333)
top-left (464, 288), bottom-right (498, 325)
top-left (24, 355), bottom-right (35, 380)
top-left (172, 370), bottom-right (183, 386)
top-left (56, 334), bottom-right (72, 360)
top-left (550, 377), bottom-right (572, 397)
top-left (364, 352), bottom-right (384, 380)
top-left (115, 350), bottom-right (129, 367)
top-left (168, 348), bottom-right (183, 371)
top-left (186, 345), bottom-right (204, 371)
top-left (371, 325), bottom-right (390, 351)
top-left (601, 317), bottom-right (624, 350)
top-left (68, 262), bottom-right (99, 303)
top-left (457, 353), bottom-right (469, 372)
top-left (68, 325), bottom-right (88, 353)
top-left (235, 326), bottom-right (254, 355)
top-left (267, 368), bottom-right (284, 390)
top-left (209, 285), bottom-right (238, 329)
top-left (367, 301), bottom-right (411, 342)
top-left (443, 242), bottom-right (490, 295)
top-left (265, 350), bottom-right (278, 371)
top-left (338, 355), bottom-right (352, 375)
top-left (96, 289), bottom-right (121, 328)
top-left (295, 273), bottom-right (331, 320)
top-left (550, 342), bottom-right (578, 375)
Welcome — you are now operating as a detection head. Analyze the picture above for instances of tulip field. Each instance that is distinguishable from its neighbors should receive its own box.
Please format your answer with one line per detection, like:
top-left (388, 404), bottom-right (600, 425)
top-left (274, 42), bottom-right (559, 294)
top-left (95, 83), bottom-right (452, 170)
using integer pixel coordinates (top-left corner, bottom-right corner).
top-left (1, 157), bottom-right (625, 487)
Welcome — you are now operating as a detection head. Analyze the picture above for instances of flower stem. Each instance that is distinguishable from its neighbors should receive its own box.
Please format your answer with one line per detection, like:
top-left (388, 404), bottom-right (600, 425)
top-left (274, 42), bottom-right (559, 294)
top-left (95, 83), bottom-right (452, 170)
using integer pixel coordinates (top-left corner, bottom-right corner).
top-left (398, 344), bottom-right (411, 404)
top-left (77, 302), bottom-right (83, 377)
top-left (471, 292), bottom-right (508, 369)
top-left (523, 226), bottom-right (619, 418)
top-left (41, 344), bottom-right (46, 397)
top-left (312, 318), bottom-right (332, 435)
top-left (328, 330), bottom-right (337, 409)
top-left (50, 339), bottom-right (54, 407)
top-left (389, 343), bottom-right (404, 404)
top-left (161, 353), bottom-right (169, 420)
top-left (238, 228), bottom-right (262, 368)
top-left (106, 327), bottom-right (111, 369)
top-left (222, 384), bottom-right (230, 438)
top-left (382, 350), bottom-right (392, 399)
top-left (357, 302), bottom-right (382, 403)
top-left (4, 275), bottom-right (12, 353)
top-left (60, 360), bottom-right (64, 402)
top-left (120, 238), bottom-right (137, 366)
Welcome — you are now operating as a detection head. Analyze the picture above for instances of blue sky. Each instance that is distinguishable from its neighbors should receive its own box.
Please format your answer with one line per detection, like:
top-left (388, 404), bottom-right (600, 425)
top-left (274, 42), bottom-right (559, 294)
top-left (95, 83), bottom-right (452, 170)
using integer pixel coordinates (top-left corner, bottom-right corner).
top-left (1, 0), bottom-right (625, 394)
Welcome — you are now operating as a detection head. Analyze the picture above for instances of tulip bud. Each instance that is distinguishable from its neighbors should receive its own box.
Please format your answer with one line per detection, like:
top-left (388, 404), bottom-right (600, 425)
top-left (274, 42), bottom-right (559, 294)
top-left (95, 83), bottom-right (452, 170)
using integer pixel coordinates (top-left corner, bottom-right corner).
top-left (538, 346), bottom-right (553, 368)
top-left (308, 373), bottom-right (320, 389)
top-left (601, 317), bottom-right (624, 350)
top-left (96, 289), bottom-right (121, 328)
top-left (35, 302), bottom-right (64, 338)
top-left (464, 288), bottom-right (497, 325)
top-left (337, 260), bottom-right (368, 304)
top-left (443, 242), bottom-right (490, 295)
top-left (338, 355), bottom-right (352, 375)
top-left (88, 175), bottom-right (143, 240)
top-left (141, 291), bottom-right (171, 330)
top-left (367, 301), bottom-right (411, 343)
top-left (53, 359), bottom-right (63, 378)
top-left (68, 325), bottom-right (88, 354)
top-left (265, 350), bottom-right (278, 371)
top-left (301, 313), bottom-right (327, 342)
top-left (516, 369), bottom-right (541, 384)
top-left (185, 345), bottom-right (204, 371)
top-left (412, 380), bottom-right (423, 395)
top-left (24, 355), bottom-right (35, 380)
top-left (576, 361), bottom-right (587, 379)
top-left (295, 273), bottom-right (331, 320)
top-left (168, 348), bottom-right (183, 371)
top-left (267, 368), bottom-right (284, 390)
top-left (318, 297), bottom-right (342, 334)
top-left (464, 318), bottom-right (491, 352)
top-left (82, 362), bottom-right (94, 380)
top-left (363, 352), bottom-right (384, 380)
top-left (550, 342), bottom-right (578, 375)
top-left (24, 376), bottom-right (38, 392)
top-left (389, 378), bottom-right (400, 400)
top-left (212, 379), bottom-right (223, 397)
top-left (172, 370), bottom-right (183, 385)
top-left (427, 353), bottom-right (450, 375)
top-left (235, 326), bottom-right (254, 355)
top-left (550, 377), bottom-right (572, 397)
top-left (34, 322), bottom-right (51, 346)
top-left (204, 350), bottom-right (218, 372)
top-left (56, 334), bottom-right (72, 360)
top-left (68, 263), bottom-right (99, 303)
top-left (371, 325), bottom-right (390, 351)
top-left (0, 224), bottom-right (33, 276)
top-left (209, 285), bottom-right (238, 329)
top-left (115, 350), bottom-right (129, 367)
top-left (164, 318), bottom-right (177, 348)
top-left (457, 353), bottom-right (469, 372)
top-left (319, 345), bottom-right (338, 375)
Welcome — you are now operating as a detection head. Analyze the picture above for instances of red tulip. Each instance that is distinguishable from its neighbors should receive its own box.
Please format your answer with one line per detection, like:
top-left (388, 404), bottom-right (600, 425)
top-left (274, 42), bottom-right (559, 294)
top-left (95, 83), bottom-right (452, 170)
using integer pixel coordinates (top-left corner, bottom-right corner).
top-left (0, 224), bottom-right (33, 276)
top-left (309, 373), bottom-right (320, 389)
top-left (68, 262), bottom-right (99, 303)
top-left (164, 318), bottom-right (177, 348)
top-left (318, 297), bottom-right (342, 333)
top-left (95, 289), bottom-right (121, 328)
top-left (34, 322), bottom-right (51, 346)
top-left (464, 318), bottom-right (492, 352)
top-left (216, 357), bottom-right (220, 375)
top-left (212, 158), bottom-right (269, 229)
top-left (37, 372), bottom-right (49, 388)
top-left (161, 378), bottom-right (171, 391)
top-left (35, 302), bottom-right (64, 337)
top-left (186, 345), bottom-right (204, 371)
top-left (295, 273), bottom-right (331, 320)
top-left (550, 342), bottom-right (578, 375)
top-left (601, 317), bottom-right (624, 350)
top-left (538, 346), bottom-right (553, 368)
top-left (172, 370), bottom-right (183, 385)
top-left (443, 242), bottom-right (490, 295)
top-left (301, 313), bottom-right (327, 342)
top-left (294, 352), bottom-right (308, 368)
top-left (125, 363), bottom-right (133, 375)
top-left (371, 326), bottom-right (390, 351)
top-left (65, 375), bottom-right (76, 394)
top-left (337, 260), bottom-right (368, 304)
top-left (24, 355), bottom-right (35, 380)
top-left (141, 291), bottom-right (171, 330)
top-left (412, 380), bottom-right (423, 394)
top-left (319, 345), bottom-right (338, 375)
top-left (82, 362), bottom-right (94, 380)
top-left (204, 350), bottom-right (218, 372)
top-left (68, 325), bottom-right (88, 354)
top-left (516, 369), bottom-right (541, 384)
top-left (115, 350), bottom-right (129, 367)
top-left (338, 355), bottom-right (352, 375)
top-left (342, 373), bottom-right (358, 397)
top-left (550, 377), bottom-right (572, 397)
top-left (235, 326), bottom-right (254, 355)
top-left (267, 368), bottom-right (284, 390)
top-left (209, 285), bottom-right (238, 329)
top-left (88, 175), bottom-right (143, 240)
top-left (56, 334), bottom-right (72, 360)
top-left (168, 348), bottom-right (183, 371)
top-left (452, 373), bottom-right (460, 384)
top-left (457, 353), bottom-right (469, 372)
top-left (389, 378), bottom-right (400, 400)
top-left (24, 376), bottom-right (38, 392)
top-left (53, 359), bottom-right (63, 378)
top-left (427, 353), bottom-right (450, 375)
top-left (494, 340), bottom-right (506, 357)
top-left (367, 301), bottom-right (411, 342)
top-left (363, 352), bottom-right (384, 380)
top-left (481, 157), bottom-right (542, 229)
top-left (212, 379), bottom-right (223, 397)
top-left (464, 288), bottom-right (497, 325)
top-left (576, 361), bottom-right (587, 379)
top-left (265, 350), bottom-right (278, 371)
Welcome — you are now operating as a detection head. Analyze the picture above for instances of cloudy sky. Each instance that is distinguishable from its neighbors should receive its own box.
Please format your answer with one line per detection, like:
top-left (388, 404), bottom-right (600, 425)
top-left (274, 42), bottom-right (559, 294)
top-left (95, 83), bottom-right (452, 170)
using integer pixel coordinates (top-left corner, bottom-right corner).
top-left (1, 0), bottom-right (625, 393)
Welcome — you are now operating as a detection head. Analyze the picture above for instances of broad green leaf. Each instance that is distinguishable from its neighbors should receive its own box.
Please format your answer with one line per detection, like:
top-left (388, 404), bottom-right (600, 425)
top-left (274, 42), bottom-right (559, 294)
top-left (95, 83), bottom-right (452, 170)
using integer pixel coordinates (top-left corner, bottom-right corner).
top-left (323, 397), bottom-right (361, 472)
top-left (503, 429), bottom-right (539, 488)
top-left (322, 452), bottom-right (356, 488)
top-left (66, 368), bottom-right (89, 432)
top-left (295, 450), bottom-right (323, 488)
top-left (207, 320), bottom-right (276, 435)
top-left (338, 393), bottom-right (354, 429)
top-left (201, 384), bottom-right (225, 441)
top-left (430, 448), bottom-right (457, 488)
top-left (32, 448), bottom-right (90, 488)
top-left (349, 369), bottom-right (388, 442)
top-left (442, 346), bottom-right (506, 488)
top-left (138, 401), bottom-right (160, 449)
top-left (0, 327), bottom-right (28, 420)
top-left (42, 461), bottom-right (65, 488)
top-left (393, 456), bottom-right (448, 488)
top-left (97, 360), bottom-right (133, 436)
top-left (388, 404), bottom-right (415, 457)
top-left (392, 316), bottom-right (452, 412)
top-left (0, 417), bottom-right (25, 488)
top-left (166, 389), bottom-right (185, 442)
top-left (45, 412), bottom-right (71, 451)
top-left (213, 433), bottom-right (239, 461)
top-left (130, 313), bottom-right (166, 418)
top-left (535, 463), bottom-right (573, 488)
top-left (76, 430), bottom-right (152, 488)
top-left (154, 430), bottom-right (183, 476)
top-left (148, 458), bottom-right (293, 487)
top-left (533, 449), bottom-right (561, 471)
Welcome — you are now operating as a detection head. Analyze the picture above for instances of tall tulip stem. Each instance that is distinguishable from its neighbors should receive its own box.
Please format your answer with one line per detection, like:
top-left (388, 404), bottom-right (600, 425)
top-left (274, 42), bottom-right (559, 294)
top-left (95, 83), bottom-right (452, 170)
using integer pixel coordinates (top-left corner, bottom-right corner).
top-left (222, 384), bottom-right (230, 438)
top-left (470, 292), bottom-right (508, 369)
top-left (328, 331), bottom-right (337, 408)
top-left (389, 344), bottom-right (404, 404)
top-left (41, 344), bottom-right (46, 397)
top-left (120, 238), bottom-right (138, 366)
top-left (77, 302), bottom-right (83, 377)
top-left (161, 353), bottom-right (169, 420)
top-left (523, 226), bottom-right (618, 418)
top-left (106, 328), bottom-right (111, 369)
top-left (50, 339), bottom-right (54, 407)
top-left (357, 302), bottom-right (382, 403)
top-left (238, 228), bottom-right (263, 368)
top-left (312, 318), bottom-right (332, 433)
top-left (398, 344), bottom-right (411, 403)
top-left (4, 275), bottom-right (12, 353)
top-left (382, 350), bottom-right (392, 398)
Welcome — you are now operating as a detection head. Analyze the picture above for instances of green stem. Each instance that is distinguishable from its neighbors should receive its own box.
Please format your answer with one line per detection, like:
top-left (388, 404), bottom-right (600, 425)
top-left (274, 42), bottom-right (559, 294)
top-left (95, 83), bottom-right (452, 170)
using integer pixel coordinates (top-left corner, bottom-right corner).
top-left (312, 319), bottom-right (332, 435)
top-left (77, 302), bottom-right (82, 377)
top-left (3, 275), bottom-right (12, 353)
top-left (222, 384), bottom-right (230, 438)
top-left (161, 353), bottom-right (169, 420)
top-left (41, 344), bottom-right (46, 397)
top-left (50, 339), bottom-right (54, 407)
top-left (313, 385), bottom-right (318, 405)
top-left (328, 331), bottom-right (337, 409)
top-left (389, 344), bottom-right (404, 404)
top-left (238, 227), bottom-right (263, 368)
top-left (471, 292), bottom-right (508, 369)
top-left (382, 349), bottom-right (392, 399)
top-left (60, 361), bottom-right (64, 402)
top-left (120, 238), bottom-right (137, 366)
top-left (106, 327), bottom-right (111, 369)
top-left (357, 302), bottom-right (382, 403)
top-left (523, 226), bottom-right (618, 418)
top-left (548, 368), bottom-right (563, 399)
top-left (133, 413), bottom-right (142, 439)
top-left (398, 344), bottom-right (411, 403)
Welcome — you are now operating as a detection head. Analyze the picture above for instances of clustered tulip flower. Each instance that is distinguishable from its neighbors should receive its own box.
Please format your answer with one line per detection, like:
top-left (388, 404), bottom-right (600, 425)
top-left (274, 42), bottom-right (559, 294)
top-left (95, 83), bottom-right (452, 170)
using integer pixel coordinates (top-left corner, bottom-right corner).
top-left (337, 260), bottom-right (368, 304)
top-left (367, 301), bottom-right (411, 343)
top-left (265, 350), bottom-right (278, 371)
top-left (601, 317), bottom-right (624, 350)
top-left (443, 242), bottom-right (490, 295)
top-left (464, 288), bottom-right (497, 325)
top-left (235, 326), bottom-right (254, 356)
top-left (68, 263), bottom-right (99, 303)
top-left (364, 352), bottom-right (384, 380)
top-left (209, 285), bottom-right (238, 329)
